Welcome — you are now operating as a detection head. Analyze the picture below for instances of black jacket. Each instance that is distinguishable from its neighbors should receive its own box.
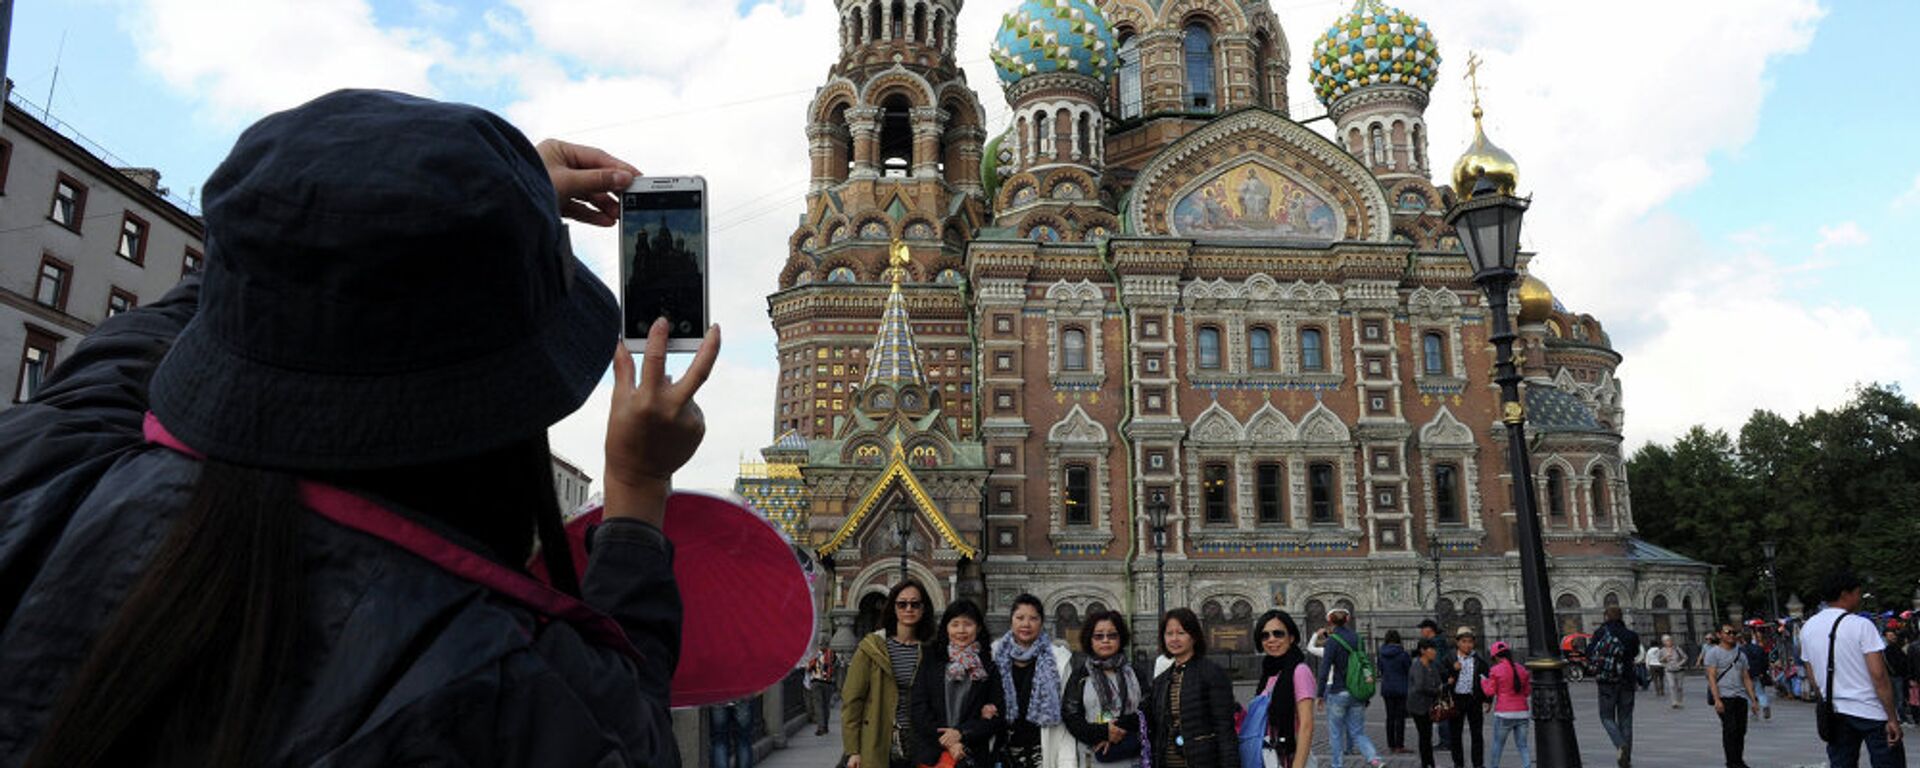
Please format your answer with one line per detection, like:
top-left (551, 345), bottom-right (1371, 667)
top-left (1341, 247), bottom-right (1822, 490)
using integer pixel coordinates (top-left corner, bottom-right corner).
top-left (1062, 660), bottom-right (1144, 749)
top-left (1447, 649), bottom-right (1495, 705)
top-left (908, 645), bottom-right (1005, 766)
top-left (1145, 657), bottom-right (1237, 768)
top-left (0, 279), bottom-right (681, 766)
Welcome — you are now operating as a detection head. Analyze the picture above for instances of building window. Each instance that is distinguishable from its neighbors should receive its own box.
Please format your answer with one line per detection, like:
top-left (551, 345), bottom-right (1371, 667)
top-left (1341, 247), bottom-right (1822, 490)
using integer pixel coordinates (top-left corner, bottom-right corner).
top-left (1064, 464), bottom-right (1092, 525)
top-left (1256, 462), bottom-right (1283, 523)
top-left (1117, 33), bottom-right (1142, 119)
top-left (35, 256), bottom-right (71, 310)
top-left (1412, 124), bottom-right (1426, 170)
top-left (1369, 125), bottom-right (1389, 167)
top-left (1546, 467), bottom-right (1567, 521)
top-left (1061, 327), bottom-right (1088, 371)
top-left (1202, 462), bottom-right (1231, 523)
top-left (1435, 463), bottom-right (1461, 523)
top-left (995, 315), bottom-right (1014, 334)
top-left (1590, 468), bottom-right (1609, 525)
top-left (1309, 462), bottom-right (1336, 524)
top-left (1196, 325), bottom-right (1222, 370)
top-left (117, 213), bottom-right (150, 265)
top-left (1299, 327), bottom-right (1325, 371)
top-left (107, 288), bottom-right (137, 318)
top-left (183, 248), bottom-right (204, 275)
top-left (16, 328), bottom-right (59, 403)
top-left (1248, 326), bottom-right (1273, 370)
top-left (1142, 317), bottom-right (1162, 338)
top-left (0, 138), bottom-right (11, 194)
top-left (1422, 332), bottom-right (1446, 375)
top-left (1183, 23), bottom-right (1215, 112)
top-left (49, 175), bottom-right (87, 232)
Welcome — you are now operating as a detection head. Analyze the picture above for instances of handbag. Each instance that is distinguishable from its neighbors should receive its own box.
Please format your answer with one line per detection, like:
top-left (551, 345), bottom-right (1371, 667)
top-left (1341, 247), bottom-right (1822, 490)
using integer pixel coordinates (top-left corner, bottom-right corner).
top-left (1092, 729), bottom-right (1143, 763)
top-left (1815, 613), bottom-right (1846, 743)
top-left (1429, 690), bottom-right (1459, 723)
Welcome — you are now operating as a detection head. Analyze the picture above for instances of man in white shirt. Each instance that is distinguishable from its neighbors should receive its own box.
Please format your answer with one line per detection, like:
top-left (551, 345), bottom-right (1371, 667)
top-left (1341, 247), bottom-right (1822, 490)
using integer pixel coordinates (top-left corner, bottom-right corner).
top-left (1801, 571), bottom-right (1906, 768)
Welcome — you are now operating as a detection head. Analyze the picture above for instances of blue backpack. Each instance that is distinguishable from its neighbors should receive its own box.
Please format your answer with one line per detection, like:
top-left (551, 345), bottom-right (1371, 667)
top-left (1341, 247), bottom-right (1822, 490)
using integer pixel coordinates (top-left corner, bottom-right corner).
top-left (1237, 674), bottom-right (1281, 768)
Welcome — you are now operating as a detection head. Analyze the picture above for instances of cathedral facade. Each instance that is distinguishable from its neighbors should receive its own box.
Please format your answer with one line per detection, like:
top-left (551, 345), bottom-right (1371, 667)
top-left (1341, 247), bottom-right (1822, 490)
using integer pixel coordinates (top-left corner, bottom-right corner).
top-left (748, 0), bottom-right (1716, 659)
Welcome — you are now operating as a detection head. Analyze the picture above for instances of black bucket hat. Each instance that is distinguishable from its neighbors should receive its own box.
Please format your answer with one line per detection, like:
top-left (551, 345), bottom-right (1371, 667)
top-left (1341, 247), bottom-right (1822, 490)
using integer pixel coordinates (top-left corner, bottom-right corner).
top-left (150, 89), bottom-right (619, 471)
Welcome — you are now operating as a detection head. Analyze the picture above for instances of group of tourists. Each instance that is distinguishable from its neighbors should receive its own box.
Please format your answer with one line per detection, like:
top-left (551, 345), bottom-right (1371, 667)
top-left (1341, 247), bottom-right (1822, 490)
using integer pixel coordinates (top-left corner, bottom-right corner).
top-left (834, 583), bottom-right (1546, 768)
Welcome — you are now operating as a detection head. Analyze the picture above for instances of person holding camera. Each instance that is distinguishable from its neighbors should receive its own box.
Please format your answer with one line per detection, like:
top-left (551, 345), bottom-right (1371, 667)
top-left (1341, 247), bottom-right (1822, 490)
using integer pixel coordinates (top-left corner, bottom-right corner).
top-left (0, 89), bottom-right (709, 767)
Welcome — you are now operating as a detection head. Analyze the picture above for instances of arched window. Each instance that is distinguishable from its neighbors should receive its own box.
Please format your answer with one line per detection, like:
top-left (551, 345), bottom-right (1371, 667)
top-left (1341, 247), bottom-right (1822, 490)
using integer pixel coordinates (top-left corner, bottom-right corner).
top-left (1076, 112), bottom-right (1091, 160)
top-left (1556, 594), bottom-right (1583, 636)
top-left (1369, 125), bottom-right (1388, 167)
top-left (1299, 327), bottom-right (1325, 371)
top-left (1546, 467), bottom-right (1567, 521)
top-left (890, 0), bottom-right (904, 39)
top-left (879, 95), bottom-right (913, 177)
top-left (1308, 462), bottom-right (1336, 523)
top-left (932, 9), bottom-right (945, 52)
top-left (1183, 23), bottom-right (1214, 112)
top-left (1412, 123), bottom-right (1426, 171)
top-left (1117, 34), bottom-right (1142, 119)
top-left (869, 0), bottom-right (881, 42)
top-left (1202, 463), bottom-right (1231, 523)
top-left (1197, 325), bottom-right (1222, 370)
top-left (1590, 468), bottom-right (1610, 525)
top-left (1423, 332), bottom-right (1446, 375)
top-left (1033, 110), bottom-right (1050, 161)
top-left (1253, 31), bottom-right (1271, 107)
top-left (849, 7), bottom-right (863, 46)
top-left (1064, 464), bottom-right (1092, 525)
top-left (1061, 327), bottom-right (1088, 371)
top-left (1248, 327), bottom-right (1273, 370)
top-left (1434, 463), bottom-right (1461, 523)
top-left (912, 3), bottom-right (925, 43)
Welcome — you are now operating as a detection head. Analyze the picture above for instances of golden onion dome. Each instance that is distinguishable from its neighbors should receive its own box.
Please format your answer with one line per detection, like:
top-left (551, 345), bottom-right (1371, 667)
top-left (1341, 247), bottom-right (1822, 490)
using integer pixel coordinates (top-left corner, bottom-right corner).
top-left (1516, 274), bottom-right (1554, 325)
top-left (1451, 106), bottom-right (1519, 199)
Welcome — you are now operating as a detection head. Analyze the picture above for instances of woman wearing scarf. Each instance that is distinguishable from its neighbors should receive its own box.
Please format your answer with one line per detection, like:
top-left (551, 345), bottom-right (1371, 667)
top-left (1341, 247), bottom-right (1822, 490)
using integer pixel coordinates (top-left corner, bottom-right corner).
top-left (992, 594), bottom-right (1076, 768)
top-left (1253, 610), bottom-right (1317, 768)
top-left (909, 600), bottom-right (1004, 768)
top-left (845, 580), bottom-right (936, 768)
top-left (1146, 608), bottom-right (1238, 768)
top-left (1063, 610), bottom-right (1145, 766)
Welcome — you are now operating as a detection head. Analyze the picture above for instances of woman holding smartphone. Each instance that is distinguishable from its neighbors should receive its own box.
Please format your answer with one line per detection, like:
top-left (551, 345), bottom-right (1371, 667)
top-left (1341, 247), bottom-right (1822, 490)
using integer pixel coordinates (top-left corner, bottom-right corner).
top-left (0, 90), bottom-right (706, 767)
top-left (845, 580), bottom-right (936, 768)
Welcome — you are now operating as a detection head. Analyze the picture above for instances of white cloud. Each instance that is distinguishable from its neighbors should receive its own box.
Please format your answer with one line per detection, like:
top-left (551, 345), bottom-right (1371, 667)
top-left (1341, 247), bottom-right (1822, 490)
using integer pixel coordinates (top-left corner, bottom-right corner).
top-left (1894, 172), bottom-right (1920, 211)
top-left (1814, 221), bottom-right (1870, 254)
top-left (128, 0), bottom-right (446, 121)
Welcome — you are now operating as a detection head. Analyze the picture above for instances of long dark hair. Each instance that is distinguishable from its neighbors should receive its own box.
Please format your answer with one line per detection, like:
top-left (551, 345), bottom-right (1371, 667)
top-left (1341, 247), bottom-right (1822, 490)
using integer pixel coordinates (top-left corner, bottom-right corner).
top-left (1254, 609), bottom-right (1303, 657)
top-left (885, 580), bottom-right (936, 642)
top-left (27, 435), bottom-right (566, 768)
top-left (1494, 644), bottom-right (1522, 693)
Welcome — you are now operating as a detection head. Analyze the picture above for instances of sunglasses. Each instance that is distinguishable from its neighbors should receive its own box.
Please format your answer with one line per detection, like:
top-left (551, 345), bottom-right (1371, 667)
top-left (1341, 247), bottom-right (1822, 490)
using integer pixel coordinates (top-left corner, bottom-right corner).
top-left (1090, 632), bottom-right (1122, 641)
top-left (896, 600), bottom-right (925, 610)
top-left (1261, 630), bottom-right (1290, 640)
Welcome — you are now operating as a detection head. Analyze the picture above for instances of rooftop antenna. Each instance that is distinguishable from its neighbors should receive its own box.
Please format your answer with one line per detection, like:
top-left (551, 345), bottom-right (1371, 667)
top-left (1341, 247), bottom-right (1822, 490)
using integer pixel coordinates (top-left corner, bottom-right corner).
top-left (42, 29), bottom-right (64, 122)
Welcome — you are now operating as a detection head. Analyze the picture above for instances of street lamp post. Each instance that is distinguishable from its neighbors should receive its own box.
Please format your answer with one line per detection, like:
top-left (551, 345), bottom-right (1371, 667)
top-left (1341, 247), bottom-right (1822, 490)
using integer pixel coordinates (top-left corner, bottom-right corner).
top-left (1429, 532), bottom-right (1444, 617)
top-left (1149, 489), bottom-right (1169, 620)
top-left (1763, 541), bottom-right (1782, 620)
top-left (1447, 172), bottom-right (1579, 765)
top-left (894, 501), bottom-right (911, 582)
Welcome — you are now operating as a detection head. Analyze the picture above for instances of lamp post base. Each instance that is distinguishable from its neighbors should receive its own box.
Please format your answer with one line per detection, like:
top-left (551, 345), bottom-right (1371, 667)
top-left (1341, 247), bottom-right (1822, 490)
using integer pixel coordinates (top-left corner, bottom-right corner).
top-left (1524, 657), bottom-right (1582, 767)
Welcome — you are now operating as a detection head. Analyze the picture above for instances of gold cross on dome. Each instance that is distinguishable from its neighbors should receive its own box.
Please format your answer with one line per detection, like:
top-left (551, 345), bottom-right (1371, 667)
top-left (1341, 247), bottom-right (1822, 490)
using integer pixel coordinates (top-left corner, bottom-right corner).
top-left (1464, 52), bottom-right (1484, 112)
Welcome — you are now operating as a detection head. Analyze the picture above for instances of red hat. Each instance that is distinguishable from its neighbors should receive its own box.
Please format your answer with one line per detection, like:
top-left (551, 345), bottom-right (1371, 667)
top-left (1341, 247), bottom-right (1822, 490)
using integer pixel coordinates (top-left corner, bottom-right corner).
top-left (534, 492), bottom-right (814, 707)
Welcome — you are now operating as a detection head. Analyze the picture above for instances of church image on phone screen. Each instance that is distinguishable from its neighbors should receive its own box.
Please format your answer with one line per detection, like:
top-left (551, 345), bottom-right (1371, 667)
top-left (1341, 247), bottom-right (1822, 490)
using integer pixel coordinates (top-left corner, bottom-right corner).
top-left (621, 196), bottom-right (705, 339)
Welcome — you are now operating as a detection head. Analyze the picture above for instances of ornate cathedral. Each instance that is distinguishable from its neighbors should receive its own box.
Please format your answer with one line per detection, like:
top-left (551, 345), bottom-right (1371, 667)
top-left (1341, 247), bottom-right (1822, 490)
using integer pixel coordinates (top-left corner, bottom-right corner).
top-left (736, 0), bottom-right (1716, 659)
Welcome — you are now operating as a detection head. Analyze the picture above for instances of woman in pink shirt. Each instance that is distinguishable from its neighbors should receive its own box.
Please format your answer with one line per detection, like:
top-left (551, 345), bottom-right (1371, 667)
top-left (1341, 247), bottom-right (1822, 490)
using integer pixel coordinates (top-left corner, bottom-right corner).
top-left (1480, 641), bottom-right (1533, 768)
top-left (1254, 610), bottom-right (1318, 768)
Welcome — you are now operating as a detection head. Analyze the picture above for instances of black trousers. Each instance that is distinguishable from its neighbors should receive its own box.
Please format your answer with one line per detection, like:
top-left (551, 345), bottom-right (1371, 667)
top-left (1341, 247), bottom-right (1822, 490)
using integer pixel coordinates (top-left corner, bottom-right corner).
top-left (1384, 694), bottom-right (1409, 750)
top-left (1413, 714), bottom-right (1438, 768)
top-left (1446, 700), bottom-right (1484, 768)
top-left (1716, 697), bottom-right (1749, 768)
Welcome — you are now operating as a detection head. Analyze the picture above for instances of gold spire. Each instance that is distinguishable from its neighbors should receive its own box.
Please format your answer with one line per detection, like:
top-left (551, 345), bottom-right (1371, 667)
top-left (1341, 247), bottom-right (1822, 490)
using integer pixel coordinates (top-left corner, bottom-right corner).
top-left (1451, 52), bottom-right (1520, 200)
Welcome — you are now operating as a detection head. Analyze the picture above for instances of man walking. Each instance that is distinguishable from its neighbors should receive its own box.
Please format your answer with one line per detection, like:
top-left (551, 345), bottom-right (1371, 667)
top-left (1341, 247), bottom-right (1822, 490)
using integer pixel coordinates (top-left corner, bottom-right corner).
top-left (1739, 630), bottom-right (1773, 721)
top-left (1802, 571), bottom-right (1907, 767)
top-left (1705, 624), bottom-right (1758, 768)
top-left (1447, 626), bottom-right (1491, 768)
top-left (1316, 607), bottom-right (1388, 767)
top-left (1590, 606), bottom-right (1643, 767)
top-left (806, 641), bottom-right (837, 736)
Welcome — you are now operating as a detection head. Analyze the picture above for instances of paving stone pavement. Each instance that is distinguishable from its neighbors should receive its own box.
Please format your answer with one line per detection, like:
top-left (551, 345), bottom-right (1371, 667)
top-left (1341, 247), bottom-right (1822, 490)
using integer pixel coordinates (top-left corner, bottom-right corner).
top-left (757, 677), bottom-right (1894, 768)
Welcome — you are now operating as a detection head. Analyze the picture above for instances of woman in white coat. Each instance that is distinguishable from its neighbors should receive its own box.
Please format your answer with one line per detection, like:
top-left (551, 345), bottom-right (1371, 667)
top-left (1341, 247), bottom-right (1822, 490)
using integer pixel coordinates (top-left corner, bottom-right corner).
top-left (992, 593), bottom-right (1078, 768)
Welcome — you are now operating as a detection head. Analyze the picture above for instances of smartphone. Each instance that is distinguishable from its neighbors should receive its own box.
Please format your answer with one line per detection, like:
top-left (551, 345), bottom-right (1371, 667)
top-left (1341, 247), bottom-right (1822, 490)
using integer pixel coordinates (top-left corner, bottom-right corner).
top-left (619, 176), bottom-right (709, 353)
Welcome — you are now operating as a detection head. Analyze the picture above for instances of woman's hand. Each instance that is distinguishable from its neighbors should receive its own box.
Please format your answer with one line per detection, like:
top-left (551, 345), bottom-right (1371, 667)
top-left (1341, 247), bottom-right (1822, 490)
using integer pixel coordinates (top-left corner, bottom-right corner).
top-left (536, 138), bottom-right (638, 226)
top-left (938, 728), bottom-right (963, 750)
top-left (847, 756), bottom-right (861, 768)
top-left (1107, 722), bottom-right (1125, 743)
top-left (981, 704), bottom-right (998, 720)
top-left (604, 319), bottom-right (720, 525)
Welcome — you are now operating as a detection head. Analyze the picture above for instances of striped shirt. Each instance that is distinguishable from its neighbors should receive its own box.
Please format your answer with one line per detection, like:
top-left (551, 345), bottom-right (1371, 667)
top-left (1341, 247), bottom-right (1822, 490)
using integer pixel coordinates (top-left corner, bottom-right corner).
top-left (888, 638), bottom-right (919, 723)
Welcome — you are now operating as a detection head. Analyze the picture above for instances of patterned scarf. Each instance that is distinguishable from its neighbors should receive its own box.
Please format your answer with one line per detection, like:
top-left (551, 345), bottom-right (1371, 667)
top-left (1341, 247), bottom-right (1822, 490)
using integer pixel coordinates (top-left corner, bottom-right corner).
top-left (947, 641), bottom-right (988, 681)
top-left (1084, 652), bottom-right (1142, 719)
top-left (995, 631), bottom-right (1064, 726)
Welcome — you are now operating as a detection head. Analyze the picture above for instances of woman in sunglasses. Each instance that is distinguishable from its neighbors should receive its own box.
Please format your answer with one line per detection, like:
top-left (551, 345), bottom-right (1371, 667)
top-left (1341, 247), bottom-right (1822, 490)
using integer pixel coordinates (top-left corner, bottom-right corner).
top-left (1063, 610), bottom-right (1145, 766)
top-left (845, 580), bottom-right (936, 768)
top-left (1253, 610), bottom-right (1317, 768)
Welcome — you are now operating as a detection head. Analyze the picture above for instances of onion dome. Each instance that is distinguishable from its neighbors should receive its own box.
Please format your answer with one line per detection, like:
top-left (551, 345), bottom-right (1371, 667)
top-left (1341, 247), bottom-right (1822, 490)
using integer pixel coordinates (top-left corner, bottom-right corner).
top-left (990, 0), bottom-right (1116, 88)
top-left (1308, 0), bottom-right (1440, 106)
top-left (1517, 274), bottom-right (1554, 325)
top-left (1451, 105), bottom-right (1519, 198)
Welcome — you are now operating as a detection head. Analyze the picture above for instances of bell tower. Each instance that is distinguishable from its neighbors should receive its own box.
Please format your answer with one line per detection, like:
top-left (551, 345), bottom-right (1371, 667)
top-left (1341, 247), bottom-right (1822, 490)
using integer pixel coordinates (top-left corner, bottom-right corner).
top-left (769, 0), bottom-right (991, 442)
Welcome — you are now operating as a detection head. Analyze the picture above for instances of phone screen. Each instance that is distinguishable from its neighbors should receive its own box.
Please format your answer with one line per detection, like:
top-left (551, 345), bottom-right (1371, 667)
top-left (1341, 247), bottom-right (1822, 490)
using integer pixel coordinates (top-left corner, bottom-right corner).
top-left (620, 187), bottom-right (707, 344)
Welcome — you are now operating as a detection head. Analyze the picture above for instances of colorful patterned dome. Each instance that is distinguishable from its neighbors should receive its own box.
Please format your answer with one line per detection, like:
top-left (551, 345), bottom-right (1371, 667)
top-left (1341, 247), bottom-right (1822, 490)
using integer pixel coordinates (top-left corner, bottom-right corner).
top-left (1308, 0), bottom-right (1440, 106)
top-left (990, 0), bottom-right (1116, 88)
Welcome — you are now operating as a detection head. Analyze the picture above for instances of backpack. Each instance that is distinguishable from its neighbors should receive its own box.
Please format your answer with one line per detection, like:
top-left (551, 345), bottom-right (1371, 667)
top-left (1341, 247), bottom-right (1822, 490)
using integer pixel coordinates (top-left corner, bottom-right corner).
top-left (1588, 626), bottom-right (1629, 684)
top-left (1329, 632), bottom-right (1379, 701)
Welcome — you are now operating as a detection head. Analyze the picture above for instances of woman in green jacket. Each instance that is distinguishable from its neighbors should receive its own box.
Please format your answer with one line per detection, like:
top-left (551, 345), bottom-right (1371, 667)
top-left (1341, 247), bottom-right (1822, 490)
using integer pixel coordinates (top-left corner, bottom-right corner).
top-left (844, 580), bottom-right (937, 768)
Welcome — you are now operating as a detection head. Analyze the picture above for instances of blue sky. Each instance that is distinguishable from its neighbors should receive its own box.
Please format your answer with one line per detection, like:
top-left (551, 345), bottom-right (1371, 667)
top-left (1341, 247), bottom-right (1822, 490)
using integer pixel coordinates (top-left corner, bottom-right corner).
top-left (6, 0), bottom-right (1913, 490)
